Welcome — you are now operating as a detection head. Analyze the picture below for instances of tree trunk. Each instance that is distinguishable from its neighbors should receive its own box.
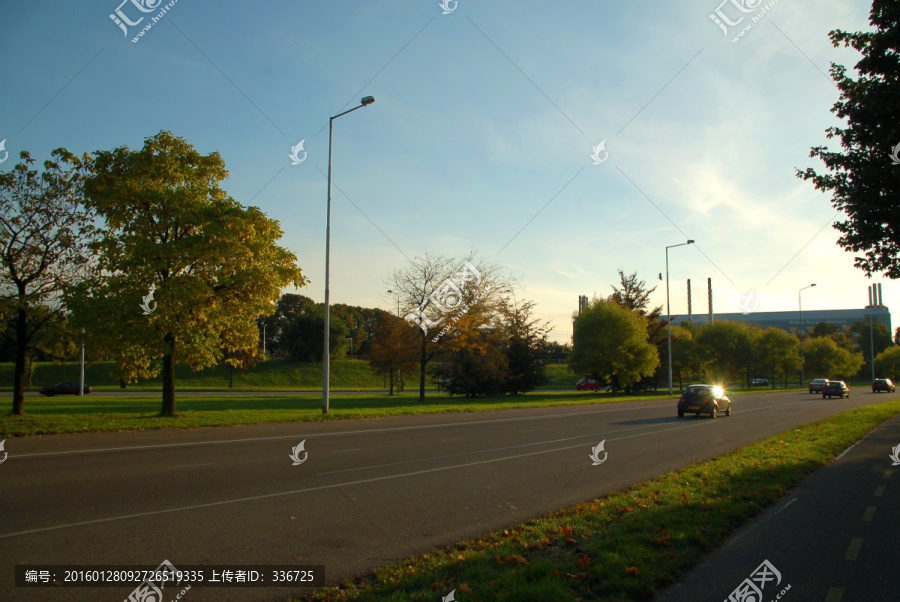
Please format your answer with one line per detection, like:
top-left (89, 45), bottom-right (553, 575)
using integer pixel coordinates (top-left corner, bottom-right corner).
top-left (418, 335), bottom-right (427, 402)
top-left (388, 369), bottom-right (394, 396)
top-left (229, 366), bottom-right (234, 389)
top-left (13, 305), bottom-right (27, 415)
top-left (161, 334), bottom-right (176, 416)
top-left (25, 356), bottom-right (34, 387)
top-left (120, 378), bottom-right (127, 389)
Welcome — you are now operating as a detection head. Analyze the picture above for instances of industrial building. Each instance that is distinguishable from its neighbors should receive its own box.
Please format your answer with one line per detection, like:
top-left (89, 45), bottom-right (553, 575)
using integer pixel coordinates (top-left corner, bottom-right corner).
top-left (670, 307), bottom-right (891, 336)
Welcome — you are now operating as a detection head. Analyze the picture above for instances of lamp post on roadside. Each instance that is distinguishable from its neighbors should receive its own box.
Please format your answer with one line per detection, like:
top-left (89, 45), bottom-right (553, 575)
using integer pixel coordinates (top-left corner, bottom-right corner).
top-left (799, 283), bottom-right (816, 386)
top-left (667, 240), bottom-right (694, 395)
top-left (387, 289), bottom-right (401, 317)
top-left (323, 96), bottom-right (375, 415)
top-left (79, 328), bottom-right (85, 397)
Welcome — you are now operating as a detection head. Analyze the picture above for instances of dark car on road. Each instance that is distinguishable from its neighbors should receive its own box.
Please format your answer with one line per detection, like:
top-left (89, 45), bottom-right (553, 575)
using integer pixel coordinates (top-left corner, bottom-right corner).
top-left (822, 380), bottom-right (850, 399)
top-left (750, 378), bottom-right (769, 387)
top-left (872, 378), bottom-right (895, 393)
top-left (677, 384), bottom-right (732, 418)
top-left (39, 381), bottom-right (91, 396)
top-left (575, 377), bottom-right (603, 391)
top-left (808, 378), bottom-right (829, 393)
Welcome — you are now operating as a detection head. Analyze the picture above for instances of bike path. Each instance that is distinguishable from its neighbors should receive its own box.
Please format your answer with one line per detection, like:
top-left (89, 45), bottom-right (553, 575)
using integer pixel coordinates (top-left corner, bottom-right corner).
top-left (656, 414), bottom-right (900, 602)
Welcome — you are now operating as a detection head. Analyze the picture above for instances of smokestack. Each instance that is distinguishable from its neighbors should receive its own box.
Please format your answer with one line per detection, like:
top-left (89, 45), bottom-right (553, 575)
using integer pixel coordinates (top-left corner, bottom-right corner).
top-left (868, 285), bottom-right (873, 308)
top-left (687, 279), bottom-right (692, 322)
top-left (578, 295), bottom-right (588, 315)
top-left (708, 278), bottom-right (713, 324)
top-left (878, 282), bottom-right (883, 307)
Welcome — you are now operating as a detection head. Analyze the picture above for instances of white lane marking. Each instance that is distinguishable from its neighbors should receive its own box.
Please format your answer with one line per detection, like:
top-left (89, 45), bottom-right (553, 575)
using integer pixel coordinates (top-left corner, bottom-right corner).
top-left (0, 418), bottom-right (719, 540)
top-left (8, 405), bottom-right (654, 459)
top-left (11, 393), bottom-right (814, 460)
top-left (318, 419), bottom-right (710, 476)
top-left (167, 463), bottom-right (212, 469)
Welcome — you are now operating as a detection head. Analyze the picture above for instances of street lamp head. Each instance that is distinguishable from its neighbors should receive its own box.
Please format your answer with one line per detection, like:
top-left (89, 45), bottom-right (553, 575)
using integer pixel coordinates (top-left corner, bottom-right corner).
top-left (687, 239), bottom-right (695, 244)
top-left (810, 283), bottom-right (817, 287)
top-left (361, 96), bottom-right (375, 106)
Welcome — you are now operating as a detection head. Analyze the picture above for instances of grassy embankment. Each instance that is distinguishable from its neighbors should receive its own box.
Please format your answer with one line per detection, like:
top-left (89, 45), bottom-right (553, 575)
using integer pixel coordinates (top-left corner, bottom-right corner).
top-left (295, 400), bottom-right (900, 601)
top-left (1, 362), bottom-right (812, 437)
top-left (0, 359), bottom-right (385, 391)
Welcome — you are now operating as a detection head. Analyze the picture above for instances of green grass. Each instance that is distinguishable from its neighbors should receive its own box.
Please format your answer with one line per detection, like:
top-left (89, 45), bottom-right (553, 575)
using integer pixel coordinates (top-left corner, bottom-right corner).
top-left (0, 389), bottom-right (686, 438)
top-left (1, 359), bottom-right (387, 391)
top-left (295, 400), bottom-right (900, 601)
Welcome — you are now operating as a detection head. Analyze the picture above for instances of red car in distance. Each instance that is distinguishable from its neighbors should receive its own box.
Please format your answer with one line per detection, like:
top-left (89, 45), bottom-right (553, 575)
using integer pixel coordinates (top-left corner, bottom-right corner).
top-left (39, 381), bottom-right (91, 396)
top-left (576, 378), bottom-right (603, 391)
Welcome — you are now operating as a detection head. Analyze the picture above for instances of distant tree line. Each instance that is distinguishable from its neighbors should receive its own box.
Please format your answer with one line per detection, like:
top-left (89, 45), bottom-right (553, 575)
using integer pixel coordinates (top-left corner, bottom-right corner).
top-left (570, 270), bottom-right (892, 391)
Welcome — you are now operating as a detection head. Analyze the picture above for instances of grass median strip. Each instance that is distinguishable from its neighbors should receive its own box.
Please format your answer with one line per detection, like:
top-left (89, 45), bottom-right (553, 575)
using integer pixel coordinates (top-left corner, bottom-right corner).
top-left (0, 391), bottom-right (677, 437)
top-left (295, 400), bottom-right (900, 602)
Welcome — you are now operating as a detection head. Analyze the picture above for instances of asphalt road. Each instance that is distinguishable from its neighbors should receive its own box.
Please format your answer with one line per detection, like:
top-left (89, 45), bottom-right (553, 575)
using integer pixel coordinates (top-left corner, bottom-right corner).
top-left (1, 388), bottom-right (896, 601)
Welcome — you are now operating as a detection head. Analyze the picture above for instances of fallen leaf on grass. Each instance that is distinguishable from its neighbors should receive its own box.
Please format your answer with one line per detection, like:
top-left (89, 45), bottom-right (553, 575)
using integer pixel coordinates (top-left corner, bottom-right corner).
top-left (578, 554), bottom-right (591, 570)
top-left (626, 567), bottom-right (639, 576)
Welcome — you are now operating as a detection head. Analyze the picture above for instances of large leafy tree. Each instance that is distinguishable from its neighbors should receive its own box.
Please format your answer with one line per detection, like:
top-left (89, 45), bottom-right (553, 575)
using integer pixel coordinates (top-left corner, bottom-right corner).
top-left (874, 345), bottom-right (900, 379)
top-left (693, 321), bottom-right (758, 386)
top-left (804, 337), bottom-right (864, 381)
top-left (283, 306), bottom-right (350, 362)
top-left (500, 298), bottom-right (550, 395)
top-left (386, 252), bottom-right (512, 401)
top-left (798, 1), bottom-right (900, 277)
top-left (68, 131), bottom-right (305, 416)
top-left (260, 293), bottom-right (316, 357)
top-left (570, 298), bottom-right (658, 390)
top-left (366, 313), bottom-right (419, 395)
top-left (437, 296), bottom-right (550, 397)
top-left (0, 149), bottom-right (96, 415)
top-left (755, 327), bottom-right (800, 387)
top-left (436, 327), bottom-right (508, 397)
top-left (670, 323), bottom-right (700, 391)
top-left (850, 318), bottom-right (893, 373)
top-left (607, 269), bottom-right (665, 388)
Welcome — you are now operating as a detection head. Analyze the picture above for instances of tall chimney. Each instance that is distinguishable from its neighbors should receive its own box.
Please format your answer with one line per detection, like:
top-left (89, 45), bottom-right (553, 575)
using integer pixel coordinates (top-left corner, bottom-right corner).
top-left (878, 282), bottom-right (883, 307)
top-left (708, 278), bottom-right (713, 324)
top-left (687, 279), bottom-right (692, 322)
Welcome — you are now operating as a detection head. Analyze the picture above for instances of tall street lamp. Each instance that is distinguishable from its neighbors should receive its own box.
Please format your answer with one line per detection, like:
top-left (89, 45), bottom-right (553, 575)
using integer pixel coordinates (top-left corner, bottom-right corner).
top-left (387, 289), bottom-right (401, 317)
top-left (323, 95), bottom-right (375, 415)
top-left (799, 283), bottom-right (816, 386)
top-left (666, 240), bottom-right (694, 394)
top-left (79, 328), bottom-right (85, 397)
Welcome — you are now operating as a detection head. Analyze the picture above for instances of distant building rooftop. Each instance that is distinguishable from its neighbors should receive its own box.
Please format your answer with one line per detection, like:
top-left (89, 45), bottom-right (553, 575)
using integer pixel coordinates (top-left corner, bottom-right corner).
top-left (670, 307), bottom-right (891, 334)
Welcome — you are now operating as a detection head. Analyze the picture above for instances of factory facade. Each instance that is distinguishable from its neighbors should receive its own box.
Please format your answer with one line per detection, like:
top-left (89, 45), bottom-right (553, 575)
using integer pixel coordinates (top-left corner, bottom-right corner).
top-left (670, 307), bottom-right (891, 336)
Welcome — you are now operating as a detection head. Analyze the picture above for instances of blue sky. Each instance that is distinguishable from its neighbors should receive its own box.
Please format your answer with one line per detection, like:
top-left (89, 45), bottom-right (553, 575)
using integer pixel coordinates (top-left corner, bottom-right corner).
top-left (0, 1), bottom-right (885, 343)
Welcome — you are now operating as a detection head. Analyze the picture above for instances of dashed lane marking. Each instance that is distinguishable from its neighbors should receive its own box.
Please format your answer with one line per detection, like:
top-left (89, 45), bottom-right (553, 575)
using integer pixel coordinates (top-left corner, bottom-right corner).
top-left (845, 537), bottom-right (863, 561)
top-left (825, 587), bottom-right (844, 602)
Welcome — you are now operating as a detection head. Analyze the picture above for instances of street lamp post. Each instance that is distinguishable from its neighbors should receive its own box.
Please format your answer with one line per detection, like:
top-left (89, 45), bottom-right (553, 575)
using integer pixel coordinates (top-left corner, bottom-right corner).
top-left (323, 95), bottom-right (375, 415)
top-left (387, 289), bottom-right (401, 317)
top-left (666, 240), bottom-right (694, 394)
top-left (79, 328), bottom-right (85, 397)
top-left (799, 283), bottom-right (816, 386)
